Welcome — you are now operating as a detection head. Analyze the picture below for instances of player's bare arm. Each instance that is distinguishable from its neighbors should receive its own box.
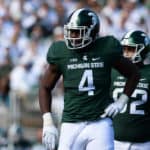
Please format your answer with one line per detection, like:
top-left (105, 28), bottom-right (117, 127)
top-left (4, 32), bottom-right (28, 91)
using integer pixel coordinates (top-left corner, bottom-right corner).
top-left (39, 64), bottom-right (61, 113)
top-left (39, 64), bottom-right (61, 150)
top-left (113, 56), bottom-right (140, 97)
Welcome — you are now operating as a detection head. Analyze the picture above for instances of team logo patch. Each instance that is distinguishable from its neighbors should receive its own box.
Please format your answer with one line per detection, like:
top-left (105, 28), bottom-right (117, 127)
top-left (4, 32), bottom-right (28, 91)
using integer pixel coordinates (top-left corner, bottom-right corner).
top-left (82, 55), bottom-right (88, 61)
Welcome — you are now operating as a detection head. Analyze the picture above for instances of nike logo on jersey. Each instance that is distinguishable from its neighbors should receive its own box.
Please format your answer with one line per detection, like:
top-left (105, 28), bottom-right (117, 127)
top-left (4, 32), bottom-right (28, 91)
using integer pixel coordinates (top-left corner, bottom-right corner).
top-left (92, 57), bottom-right (101, 61)
top-left (140, 78), bottom-right (146, 81)
top-left (117, 76), bottom-right (125, 80)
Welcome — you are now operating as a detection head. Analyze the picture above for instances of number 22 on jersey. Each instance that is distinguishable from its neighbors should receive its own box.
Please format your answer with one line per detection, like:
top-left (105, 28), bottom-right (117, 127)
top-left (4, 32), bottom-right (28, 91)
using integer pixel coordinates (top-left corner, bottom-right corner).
top-left (113, 88), bottom-right (148, 115)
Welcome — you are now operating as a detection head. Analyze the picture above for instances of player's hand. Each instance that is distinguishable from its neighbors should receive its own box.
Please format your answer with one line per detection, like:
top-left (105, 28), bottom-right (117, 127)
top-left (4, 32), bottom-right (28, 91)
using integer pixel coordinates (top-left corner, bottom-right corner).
top-left (42, 125), bottom-right (58, 150)
top-left (101, 94), bottom-right (129, 118)
top-left (42, 112), bottom-right (58, 150)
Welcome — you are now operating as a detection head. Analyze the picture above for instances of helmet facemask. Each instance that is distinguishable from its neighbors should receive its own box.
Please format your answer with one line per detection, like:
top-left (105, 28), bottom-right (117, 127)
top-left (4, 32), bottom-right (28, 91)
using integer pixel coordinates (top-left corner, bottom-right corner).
top-left (131, 44), bottom-right (145, 63)
top-left (64, 25), bottom-right (93, 49)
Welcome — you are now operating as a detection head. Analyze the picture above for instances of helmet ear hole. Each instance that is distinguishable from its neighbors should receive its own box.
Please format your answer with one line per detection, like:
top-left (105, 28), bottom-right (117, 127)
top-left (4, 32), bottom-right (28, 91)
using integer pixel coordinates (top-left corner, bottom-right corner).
top-left (64, 8), bottom-right (100, 50)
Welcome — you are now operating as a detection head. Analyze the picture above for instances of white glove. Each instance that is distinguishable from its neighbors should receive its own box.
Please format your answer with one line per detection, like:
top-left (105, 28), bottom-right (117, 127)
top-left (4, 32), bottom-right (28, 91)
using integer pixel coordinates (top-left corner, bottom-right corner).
top-left (101, 94), bottom-right (129, 118)
top-left (42, 112), bottom-right (58, 150)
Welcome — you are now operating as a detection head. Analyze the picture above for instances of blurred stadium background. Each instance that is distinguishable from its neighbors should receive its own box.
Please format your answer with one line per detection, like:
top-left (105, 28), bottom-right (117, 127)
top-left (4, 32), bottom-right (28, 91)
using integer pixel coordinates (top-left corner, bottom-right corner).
top-left (0, 0), bottom-right (149, 149)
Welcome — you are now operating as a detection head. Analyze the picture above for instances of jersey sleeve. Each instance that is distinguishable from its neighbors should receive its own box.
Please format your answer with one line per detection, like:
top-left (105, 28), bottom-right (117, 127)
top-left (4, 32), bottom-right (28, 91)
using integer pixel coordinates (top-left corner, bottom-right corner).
top-left (110, 36), bottom-right (123, 61)
top-left (47, 42), bottom-right (58, 65)
top-left (99, 36), bottom-right (123, 65)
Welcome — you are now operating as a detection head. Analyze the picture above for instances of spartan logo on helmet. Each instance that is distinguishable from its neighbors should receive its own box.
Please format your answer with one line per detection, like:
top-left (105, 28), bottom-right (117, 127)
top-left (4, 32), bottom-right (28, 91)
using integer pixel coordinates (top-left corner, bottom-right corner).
top-left (64, 8), bottom-right (100, 50)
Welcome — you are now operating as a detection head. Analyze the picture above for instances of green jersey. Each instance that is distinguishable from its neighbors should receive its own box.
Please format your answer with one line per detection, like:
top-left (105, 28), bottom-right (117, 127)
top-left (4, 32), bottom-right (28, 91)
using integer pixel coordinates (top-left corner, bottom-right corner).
top-left (47, 36), bottom-right (122, 122)
top-left (111, 65), bottom-right (150, 142)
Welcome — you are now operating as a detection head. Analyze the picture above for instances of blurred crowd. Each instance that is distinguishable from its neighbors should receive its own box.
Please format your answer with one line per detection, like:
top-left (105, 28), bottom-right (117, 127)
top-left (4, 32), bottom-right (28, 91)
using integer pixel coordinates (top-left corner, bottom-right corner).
top-left (0, 0), bottom-right (150, 149)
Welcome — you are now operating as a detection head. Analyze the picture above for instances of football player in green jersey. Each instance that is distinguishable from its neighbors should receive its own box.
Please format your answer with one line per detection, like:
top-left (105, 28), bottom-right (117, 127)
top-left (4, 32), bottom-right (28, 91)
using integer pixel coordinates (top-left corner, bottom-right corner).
top-left (111, 30), bottom-right (150, 150)
top-left (39, 8), bottom-right (140, 150)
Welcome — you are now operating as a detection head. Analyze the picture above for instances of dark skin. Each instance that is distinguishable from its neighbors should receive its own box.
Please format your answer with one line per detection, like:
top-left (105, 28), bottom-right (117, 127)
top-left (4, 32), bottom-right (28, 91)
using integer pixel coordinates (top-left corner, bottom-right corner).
top-left (39, 64), bottom-right (61, 113)
top-left (39, 56), bottom-right (140, 114)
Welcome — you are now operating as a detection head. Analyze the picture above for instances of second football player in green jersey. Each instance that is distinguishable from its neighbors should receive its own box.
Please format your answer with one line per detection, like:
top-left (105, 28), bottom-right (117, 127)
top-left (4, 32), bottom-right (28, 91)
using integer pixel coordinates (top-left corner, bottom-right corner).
top-left (111, 30), bottom-right (150, 150)
top-left (112, 65), bottom-right (150, 141)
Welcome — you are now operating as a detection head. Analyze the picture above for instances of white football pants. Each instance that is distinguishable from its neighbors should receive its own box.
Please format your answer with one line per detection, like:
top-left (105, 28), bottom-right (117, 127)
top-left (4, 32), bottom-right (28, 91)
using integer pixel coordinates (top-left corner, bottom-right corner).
top-left (58, 118), bottom-right (114, 150)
